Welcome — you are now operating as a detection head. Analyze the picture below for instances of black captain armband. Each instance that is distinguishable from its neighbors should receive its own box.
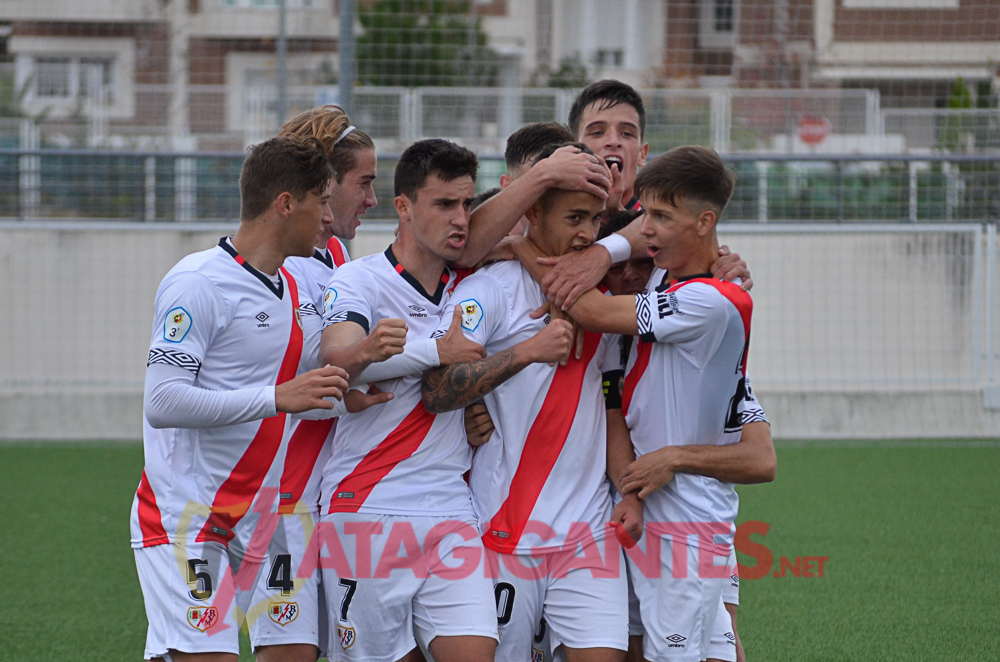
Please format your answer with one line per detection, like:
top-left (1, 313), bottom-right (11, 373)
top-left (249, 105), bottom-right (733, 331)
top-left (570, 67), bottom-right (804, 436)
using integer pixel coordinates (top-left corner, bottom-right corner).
top-left (602, 370), bottom-right (625, 410)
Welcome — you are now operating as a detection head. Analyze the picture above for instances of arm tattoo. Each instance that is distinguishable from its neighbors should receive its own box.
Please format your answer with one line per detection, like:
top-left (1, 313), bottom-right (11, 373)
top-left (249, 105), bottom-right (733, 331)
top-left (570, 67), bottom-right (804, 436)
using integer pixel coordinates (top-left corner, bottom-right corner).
top-left (421, 349), bottom-right (526, 414)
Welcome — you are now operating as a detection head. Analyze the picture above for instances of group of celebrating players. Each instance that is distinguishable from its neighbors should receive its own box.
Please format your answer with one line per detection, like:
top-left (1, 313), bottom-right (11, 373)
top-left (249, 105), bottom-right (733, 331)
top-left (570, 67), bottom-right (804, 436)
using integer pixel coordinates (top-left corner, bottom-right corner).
top-left (131, 79), bottom-right (777, 662)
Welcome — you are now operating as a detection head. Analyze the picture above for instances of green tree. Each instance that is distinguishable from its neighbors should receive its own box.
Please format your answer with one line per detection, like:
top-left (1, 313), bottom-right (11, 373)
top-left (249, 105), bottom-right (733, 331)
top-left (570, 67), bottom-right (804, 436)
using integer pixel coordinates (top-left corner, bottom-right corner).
top-left (356, 0), bottom-right (500, 87)
top-left (939, 77), bottom-right (974, 152)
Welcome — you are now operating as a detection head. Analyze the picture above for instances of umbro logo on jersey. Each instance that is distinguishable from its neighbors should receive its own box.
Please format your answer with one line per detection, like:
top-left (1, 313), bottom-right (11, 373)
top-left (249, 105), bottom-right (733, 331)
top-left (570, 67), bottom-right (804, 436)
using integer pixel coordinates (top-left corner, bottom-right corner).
top-left (731, 573), bottom-right (740, 584)
top-left (656, 291), bottom-right (682, 319)
top-left (211, 526), bottom-right (228, 537)
top-left (408, 304), bottom-right (427, 318)
top-left (256, 311), bottom-right (270, 328)
top-left (336, 491), bottom-right (355, 499)
top-left (725, 632), bottom-right (736, 642)
top-left (665, 634), bottom-right (686, 647)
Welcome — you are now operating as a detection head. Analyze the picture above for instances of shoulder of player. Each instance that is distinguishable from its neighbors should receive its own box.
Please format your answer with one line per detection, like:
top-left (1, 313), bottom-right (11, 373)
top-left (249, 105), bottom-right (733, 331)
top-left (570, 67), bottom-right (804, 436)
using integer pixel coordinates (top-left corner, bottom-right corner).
top-left (665, 279), bottom-right (750, 316)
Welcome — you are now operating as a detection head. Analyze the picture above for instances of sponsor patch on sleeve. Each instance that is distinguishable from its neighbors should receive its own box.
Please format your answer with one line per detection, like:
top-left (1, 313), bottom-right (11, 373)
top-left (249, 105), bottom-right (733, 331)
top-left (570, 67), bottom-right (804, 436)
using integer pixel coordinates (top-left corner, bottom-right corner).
top-left (459, 298), bottom-right (483, 332)
top-left (163, 307), bottom-right (192, 343)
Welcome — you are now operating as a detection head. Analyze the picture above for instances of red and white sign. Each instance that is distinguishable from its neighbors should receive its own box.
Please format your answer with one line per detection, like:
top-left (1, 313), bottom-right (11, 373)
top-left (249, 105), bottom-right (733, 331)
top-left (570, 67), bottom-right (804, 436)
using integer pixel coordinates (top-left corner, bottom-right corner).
top-left (798, 116), bottom-right (830, 145)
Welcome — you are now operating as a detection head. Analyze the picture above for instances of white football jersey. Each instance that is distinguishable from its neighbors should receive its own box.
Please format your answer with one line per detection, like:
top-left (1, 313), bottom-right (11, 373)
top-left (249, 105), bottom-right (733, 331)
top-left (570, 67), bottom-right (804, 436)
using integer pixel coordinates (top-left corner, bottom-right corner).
top-left (275, 237), bottom-right (351, 516)
top-left (319, 246), bottom-right (477, 519)
top-left (622, 268), bottom-right (752, 552)
top-left (130, 238), bottom-right (306, 550)
top-left (284, 236), bottom-right (350, 314)
top-left (436, 261), bottom-right (620, 555)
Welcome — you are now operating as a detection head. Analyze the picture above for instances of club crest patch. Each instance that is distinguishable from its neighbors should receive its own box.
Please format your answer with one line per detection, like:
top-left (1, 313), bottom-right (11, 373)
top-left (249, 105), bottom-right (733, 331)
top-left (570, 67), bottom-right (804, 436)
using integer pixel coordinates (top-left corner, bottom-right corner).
top-left (460, 299), bottom-right (483, 332)
top-left (186, 605), bottom-right (219, 632)
top-left (531, 648), bottom-right (545, 662)
top-left (164, 307), bottom-right (192, 343)
top-left (324, 287), bottom-right (338, 317)
top-left (268, 601), bottom-right (299, 626)
top-left (338, 624), bottom-right (356, 649)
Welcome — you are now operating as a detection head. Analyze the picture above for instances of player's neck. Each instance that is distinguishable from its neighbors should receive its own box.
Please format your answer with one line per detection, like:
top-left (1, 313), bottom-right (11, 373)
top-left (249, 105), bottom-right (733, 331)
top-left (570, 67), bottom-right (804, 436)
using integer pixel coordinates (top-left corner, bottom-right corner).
top-left (391, 235), bottom-right (447, 294)
top-left (231, 222), bottom-right (286, 276)
top-left (666, 239), bottom-right (718, 282)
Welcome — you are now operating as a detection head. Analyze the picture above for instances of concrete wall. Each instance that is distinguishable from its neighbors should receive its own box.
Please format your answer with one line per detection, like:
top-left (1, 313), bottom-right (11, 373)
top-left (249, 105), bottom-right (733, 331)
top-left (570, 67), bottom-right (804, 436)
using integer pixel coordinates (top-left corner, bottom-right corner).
top-left (2, 222), bottom-right (997, 440)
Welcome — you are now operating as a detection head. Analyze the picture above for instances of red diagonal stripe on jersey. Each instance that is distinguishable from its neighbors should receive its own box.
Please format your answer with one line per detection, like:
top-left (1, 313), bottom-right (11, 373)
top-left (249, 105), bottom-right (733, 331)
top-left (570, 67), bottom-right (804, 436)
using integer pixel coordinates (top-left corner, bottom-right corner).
top-left (485, 332), bottom-right (602, 553)
top-left (278, 419), bottom-right (335, 514)
top-left (622, 340), bottom-right (652, 418)
top-left (328, 402), bottom-right (436, 513)
top-left (327, 237), bottom-right (347, 267)
top-left (677, 278), bottom-right (753, 374)
top-left (136, 470), bottom-right (169, 547)
top-left (197, 269), bottom-right (304, 544)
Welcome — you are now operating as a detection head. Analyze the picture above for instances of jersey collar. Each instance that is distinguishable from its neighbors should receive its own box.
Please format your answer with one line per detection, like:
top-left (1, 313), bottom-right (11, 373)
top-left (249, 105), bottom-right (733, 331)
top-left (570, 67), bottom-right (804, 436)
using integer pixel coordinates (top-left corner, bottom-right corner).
top-left (218, 237), bottom-right (285, 300)
top-left (656, 271), bottom-right (713, 291)
top-left (383, 245), bottom-right (450, 305)
top-left (312, 247), bottom-right (334, 268)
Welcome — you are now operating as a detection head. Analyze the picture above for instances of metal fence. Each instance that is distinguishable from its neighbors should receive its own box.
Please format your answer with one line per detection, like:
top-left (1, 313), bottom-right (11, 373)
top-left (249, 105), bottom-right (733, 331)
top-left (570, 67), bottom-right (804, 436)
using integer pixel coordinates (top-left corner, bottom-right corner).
top-left (0, 84), bottom-right (901, 155)
top-left (2, 148), bottom-right (998, 224)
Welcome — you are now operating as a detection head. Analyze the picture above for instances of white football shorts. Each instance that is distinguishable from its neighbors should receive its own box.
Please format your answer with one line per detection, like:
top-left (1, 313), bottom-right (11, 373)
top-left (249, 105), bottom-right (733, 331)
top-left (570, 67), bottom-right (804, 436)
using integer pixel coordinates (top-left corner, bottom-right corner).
top-left (243, 511), bottom-right (326, 654)
top-left (134, 541), bottom-right (247, 659)
top-left (493, 546), bottom-right (629, 659)
top-left (721, 546), bottom-right (739, 606)
top-left (628, 539), bottom-right (728, 662)
top-left (320, 513), bottom-right (498, 662)
top-left (705, 599), bottom-right (737, 662)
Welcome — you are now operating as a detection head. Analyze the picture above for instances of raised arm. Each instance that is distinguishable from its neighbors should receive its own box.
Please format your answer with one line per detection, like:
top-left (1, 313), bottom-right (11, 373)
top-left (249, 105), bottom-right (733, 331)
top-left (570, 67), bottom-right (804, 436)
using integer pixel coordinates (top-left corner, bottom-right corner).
top-left (319, 318), bottom-right (407, 385)
top-left (421, 318), bottom-right (574, 414)
top-left (455, 146), bottom-right (611, 268)
top-left (620, 421), bottom-right (776, 499)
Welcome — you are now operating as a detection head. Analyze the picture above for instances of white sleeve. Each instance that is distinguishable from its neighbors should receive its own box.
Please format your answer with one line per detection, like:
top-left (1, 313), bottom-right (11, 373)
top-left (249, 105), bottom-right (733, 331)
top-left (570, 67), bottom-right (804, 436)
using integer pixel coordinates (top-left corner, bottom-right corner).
top-left (323, 262), bottom-right (376, 331)
top-left (739, 374), bottom-right (769, 425)
top-left (146, 270), bottom-right (228, 377)
top-left (634, 283), bottom-right (725, 345)
top-left (144, 363), bottom-right (277, 429)
top-left (430, 272), bottom-right (508, 347)
top-left (355, 338), bottom-right (441, 383)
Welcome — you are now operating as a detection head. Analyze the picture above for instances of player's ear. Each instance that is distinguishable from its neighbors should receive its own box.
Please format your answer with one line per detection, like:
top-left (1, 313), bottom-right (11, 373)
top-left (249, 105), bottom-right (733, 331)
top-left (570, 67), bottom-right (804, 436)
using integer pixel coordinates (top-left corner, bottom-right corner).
top-left (275, 191), bottom-right (294, 219)
top-left (500, 173), bottom-right (511, 189)
top-left (524, 201), bottom-right (542, 227)
top-left (394, 194), bottom-right (410, 221)
top-left (638, 142), bottom-right (649, 168)
top-left (697, 208), bottom-right (718, 235)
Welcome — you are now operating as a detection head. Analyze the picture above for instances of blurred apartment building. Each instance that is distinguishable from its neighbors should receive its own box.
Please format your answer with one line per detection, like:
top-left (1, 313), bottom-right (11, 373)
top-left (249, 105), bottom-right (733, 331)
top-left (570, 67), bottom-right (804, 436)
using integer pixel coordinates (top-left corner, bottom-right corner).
top-left (0, 0), bottom-right (997, 151)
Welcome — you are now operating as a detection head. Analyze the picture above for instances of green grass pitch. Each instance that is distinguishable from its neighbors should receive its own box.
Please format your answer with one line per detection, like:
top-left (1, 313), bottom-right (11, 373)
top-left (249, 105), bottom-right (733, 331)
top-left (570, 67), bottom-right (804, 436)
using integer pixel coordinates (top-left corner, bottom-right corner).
top-left (1, 441), bottom-right (997, 661)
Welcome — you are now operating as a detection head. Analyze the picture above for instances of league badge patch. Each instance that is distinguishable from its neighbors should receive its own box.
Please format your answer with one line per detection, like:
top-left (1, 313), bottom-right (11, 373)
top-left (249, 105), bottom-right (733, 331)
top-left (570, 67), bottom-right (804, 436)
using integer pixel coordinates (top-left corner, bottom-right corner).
top-left (164, 307), bottom-right (192, 343)
top-left (460, 299), bottom-right (483, 332)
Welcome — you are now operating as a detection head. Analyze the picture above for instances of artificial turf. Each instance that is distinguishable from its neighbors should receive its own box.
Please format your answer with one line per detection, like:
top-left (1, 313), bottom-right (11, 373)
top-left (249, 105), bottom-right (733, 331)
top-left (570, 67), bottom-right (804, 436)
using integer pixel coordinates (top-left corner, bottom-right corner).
top-left (0, 441), bottom-right (997, 661)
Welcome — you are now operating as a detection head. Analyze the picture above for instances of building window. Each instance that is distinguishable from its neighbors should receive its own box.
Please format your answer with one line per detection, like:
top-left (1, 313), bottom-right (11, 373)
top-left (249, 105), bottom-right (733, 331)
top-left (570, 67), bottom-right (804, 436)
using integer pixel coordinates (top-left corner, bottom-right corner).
top-left (79, 57), bottom-right (115, 102)
top-left (31, 56), bottom-right (115, 102)
top-left (714, 0), bottom-right (734, 33)
top-left (699, 0), bottom-right (737, 50)
top-left (595, 49), bottom-right (624, 68)
top-left (35, 57), bottom-right (71, 98)
top-left (221, 0), bottom-right (316, 8)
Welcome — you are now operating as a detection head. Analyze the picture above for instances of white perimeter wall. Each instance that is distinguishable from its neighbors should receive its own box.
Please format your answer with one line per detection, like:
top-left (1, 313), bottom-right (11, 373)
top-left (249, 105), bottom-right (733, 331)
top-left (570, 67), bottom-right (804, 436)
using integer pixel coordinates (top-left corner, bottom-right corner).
top-left (2, 222), bottom-right (998, 440)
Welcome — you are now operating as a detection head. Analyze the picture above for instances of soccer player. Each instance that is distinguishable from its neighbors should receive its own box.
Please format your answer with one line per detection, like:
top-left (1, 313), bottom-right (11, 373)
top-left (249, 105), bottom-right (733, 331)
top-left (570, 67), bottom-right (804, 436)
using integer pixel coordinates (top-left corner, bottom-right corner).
top-left (420, 142), bottom-right (637, 662)
top-left (131, 137), bottom-right (352, 662)
top-left (318, 139), bottom-right (574, 662)
top-left (241, 109), bottom-right (380, 662)
top-left (500, 122), bottom-right (577, 236)
top-left (518, 145), bottom-right (754, 662)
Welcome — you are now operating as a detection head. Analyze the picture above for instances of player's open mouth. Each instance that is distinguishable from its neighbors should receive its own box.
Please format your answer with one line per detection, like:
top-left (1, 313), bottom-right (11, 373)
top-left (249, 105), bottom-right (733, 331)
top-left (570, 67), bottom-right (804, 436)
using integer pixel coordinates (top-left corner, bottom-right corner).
top-left (646, 244), bottom-right (661, 258)
top-left (604, 156), bottom-right (623, 171)
top-left (446, 233), bottom-right (467, 249)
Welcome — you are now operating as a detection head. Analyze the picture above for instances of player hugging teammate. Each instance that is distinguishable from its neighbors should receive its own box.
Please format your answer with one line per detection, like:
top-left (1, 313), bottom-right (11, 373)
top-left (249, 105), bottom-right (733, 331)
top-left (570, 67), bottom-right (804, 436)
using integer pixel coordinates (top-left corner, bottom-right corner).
top-left (132, 80), bottom-right (775, 662)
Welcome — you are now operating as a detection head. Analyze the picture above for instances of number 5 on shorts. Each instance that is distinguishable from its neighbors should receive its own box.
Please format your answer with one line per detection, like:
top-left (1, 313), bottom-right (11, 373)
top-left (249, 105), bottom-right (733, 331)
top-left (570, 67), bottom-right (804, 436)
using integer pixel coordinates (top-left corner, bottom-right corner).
top-left (338, 578), bottom-right (358, 622)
